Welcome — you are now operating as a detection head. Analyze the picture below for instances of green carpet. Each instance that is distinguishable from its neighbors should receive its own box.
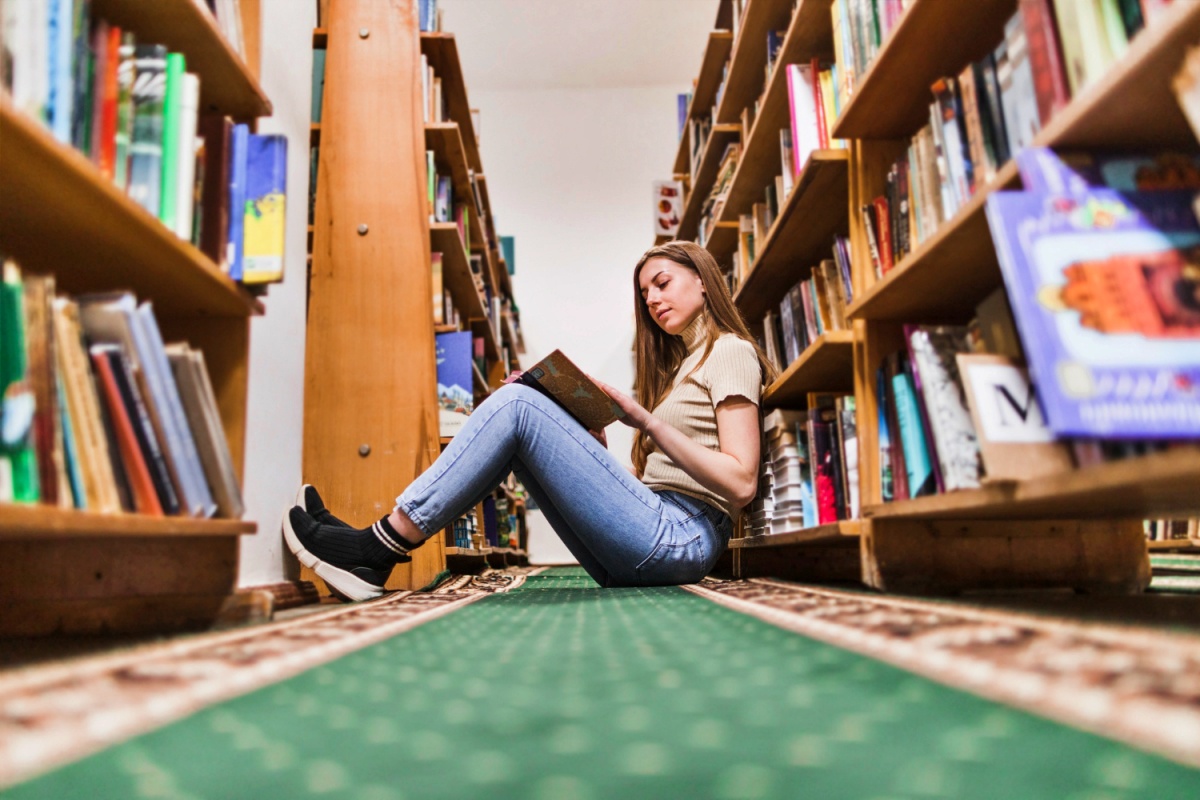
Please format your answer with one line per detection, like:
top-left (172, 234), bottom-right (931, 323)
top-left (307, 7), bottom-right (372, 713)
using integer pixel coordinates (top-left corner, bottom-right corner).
top-left (9, 567), bottom-right (1200, 799)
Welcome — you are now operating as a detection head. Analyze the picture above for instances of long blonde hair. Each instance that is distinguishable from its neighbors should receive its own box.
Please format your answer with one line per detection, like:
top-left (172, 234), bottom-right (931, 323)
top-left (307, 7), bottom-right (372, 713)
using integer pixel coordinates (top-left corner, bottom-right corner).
top-left (631, 241), bottom-right (776, 475)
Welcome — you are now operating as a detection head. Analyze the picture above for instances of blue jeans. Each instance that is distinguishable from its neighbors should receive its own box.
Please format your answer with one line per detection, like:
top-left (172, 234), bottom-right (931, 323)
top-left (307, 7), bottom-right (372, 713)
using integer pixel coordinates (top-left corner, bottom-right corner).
top-left (394, 383), bottom-right (732, 587)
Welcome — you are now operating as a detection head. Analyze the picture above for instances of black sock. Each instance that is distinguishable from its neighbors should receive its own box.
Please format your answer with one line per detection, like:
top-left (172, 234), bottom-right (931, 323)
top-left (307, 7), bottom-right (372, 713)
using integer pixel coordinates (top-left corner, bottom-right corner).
top-left (368, 514), bottom-right (424, 561)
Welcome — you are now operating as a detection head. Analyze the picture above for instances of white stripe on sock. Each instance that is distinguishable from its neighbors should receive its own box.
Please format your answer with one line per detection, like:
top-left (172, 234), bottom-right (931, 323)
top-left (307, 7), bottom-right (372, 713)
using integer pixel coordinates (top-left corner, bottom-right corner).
top-left (372, 520), bottom-right (410, 556)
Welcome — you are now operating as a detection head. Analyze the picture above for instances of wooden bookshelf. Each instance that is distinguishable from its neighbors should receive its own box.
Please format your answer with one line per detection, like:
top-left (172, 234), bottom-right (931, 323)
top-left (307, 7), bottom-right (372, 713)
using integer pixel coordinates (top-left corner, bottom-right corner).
top-left (678, 124), bottom-right (742, 240)
top-left (0, 0), bottom-right (268, 636)
top-left (715, 0), bottom-right (795, 124)
top-left (313, 27), bottom-right (327, 48)
top-left (1147, 539), bottom-right (1200, 552)
top-left (705, 220), bottom-right (740, 260)
top-left (847, 3), bottom-right (1200, 323)
top-left (763, 331), bottom-right (856, 406)
top-left (426, 122), bottom-right (486, 249)
top-left (420, 33), bottom-right (482, 172)
top-left (732, 150), bottom-right (850, 320)
top-left (0, 505), bottom-right (256, 539)
top-left (91, 0), bottom-right (271, 120)
top-left (431, 223), bottom-right (500, 363)
top-left (0, 101), bottom-right (261, 318)
top-left (865, 447), bottom-right (1200, 521)
top-left (717, 0), bottom-right (836, 225)
top-left (672, 30), bottom-right (736, 175)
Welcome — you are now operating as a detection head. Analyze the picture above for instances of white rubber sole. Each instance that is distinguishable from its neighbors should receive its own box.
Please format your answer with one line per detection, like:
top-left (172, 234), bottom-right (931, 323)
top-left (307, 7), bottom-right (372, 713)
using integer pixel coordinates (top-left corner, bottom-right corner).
top-left (281, 504), bottom-right (384, 602)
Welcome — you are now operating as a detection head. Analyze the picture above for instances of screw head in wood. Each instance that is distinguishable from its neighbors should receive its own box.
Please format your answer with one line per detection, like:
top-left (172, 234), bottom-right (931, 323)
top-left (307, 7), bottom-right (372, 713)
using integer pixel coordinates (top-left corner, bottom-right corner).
top-left (357, 224), bottom-right (369, 235)
top-left (358, 444), bottom-right (371, 457)
top-left (359, 28), bottom-right (370, 39)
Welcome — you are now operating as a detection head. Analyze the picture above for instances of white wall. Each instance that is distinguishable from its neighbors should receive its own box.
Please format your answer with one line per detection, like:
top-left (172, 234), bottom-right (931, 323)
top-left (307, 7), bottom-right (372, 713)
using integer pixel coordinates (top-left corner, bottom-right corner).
top-left (236, 0), bottom-right (315, 586)
top-left (474, 84), bottom-right (687, 562)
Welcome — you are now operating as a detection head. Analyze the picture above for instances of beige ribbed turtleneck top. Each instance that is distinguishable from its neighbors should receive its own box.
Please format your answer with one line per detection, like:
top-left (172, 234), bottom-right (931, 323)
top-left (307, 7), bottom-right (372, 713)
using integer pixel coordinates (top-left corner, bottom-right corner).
top-left (640, 314), bottom-right (762, 520)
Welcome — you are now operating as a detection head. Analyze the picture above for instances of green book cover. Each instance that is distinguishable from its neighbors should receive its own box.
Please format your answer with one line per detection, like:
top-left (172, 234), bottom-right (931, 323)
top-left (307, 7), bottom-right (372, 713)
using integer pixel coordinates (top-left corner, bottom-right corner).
top-left (159, 52), bottom-right (186, 229)
top-left (0, 269), bottom-right (40, 503)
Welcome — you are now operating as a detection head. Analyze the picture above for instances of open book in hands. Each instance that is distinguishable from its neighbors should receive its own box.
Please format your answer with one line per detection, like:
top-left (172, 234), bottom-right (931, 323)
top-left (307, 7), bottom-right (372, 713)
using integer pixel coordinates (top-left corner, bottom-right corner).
top-left (515, 350), bottom-right (626, 431)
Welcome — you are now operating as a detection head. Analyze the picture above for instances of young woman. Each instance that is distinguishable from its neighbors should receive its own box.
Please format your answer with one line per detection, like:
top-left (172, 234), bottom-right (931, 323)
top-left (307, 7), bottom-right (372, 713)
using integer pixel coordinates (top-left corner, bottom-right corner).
top-left (283, 241), bottom-right (776, 599)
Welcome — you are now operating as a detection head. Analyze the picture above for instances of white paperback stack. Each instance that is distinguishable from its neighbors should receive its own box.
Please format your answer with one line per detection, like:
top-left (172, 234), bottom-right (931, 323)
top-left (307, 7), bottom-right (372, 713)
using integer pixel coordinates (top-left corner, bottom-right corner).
top-left (765, 409), bottom-right (808, 535)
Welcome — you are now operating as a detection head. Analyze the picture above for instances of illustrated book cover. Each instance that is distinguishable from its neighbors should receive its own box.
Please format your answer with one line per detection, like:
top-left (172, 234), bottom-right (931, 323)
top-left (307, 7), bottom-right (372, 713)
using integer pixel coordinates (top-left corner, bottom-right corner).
top-left (516, 350), bottom-right (625, 432)
top-left (985, 187), bottom-right (1200, 437)
top-left (436, 331), bottom-right (474, 437)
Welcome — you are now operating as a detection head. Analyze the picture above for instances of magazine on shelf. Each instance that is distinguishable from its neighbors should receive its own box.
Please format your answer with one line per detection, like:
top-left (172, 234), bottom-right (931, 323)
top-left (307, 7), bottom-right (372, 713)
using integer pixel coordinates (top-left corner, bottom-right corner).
top-left (985, 187), bottom-right (1200, 438)
top-left (516, 350), bottom-right (625, 432)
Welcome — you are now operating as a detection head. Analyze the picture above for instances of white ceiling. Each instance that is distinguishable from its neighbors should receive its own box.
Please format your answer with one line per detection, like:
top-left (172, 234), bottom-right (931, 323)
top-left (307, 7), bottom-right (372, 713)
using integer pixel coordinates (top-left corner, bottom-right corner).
top-left (439, 0), bottom-right (722, 92)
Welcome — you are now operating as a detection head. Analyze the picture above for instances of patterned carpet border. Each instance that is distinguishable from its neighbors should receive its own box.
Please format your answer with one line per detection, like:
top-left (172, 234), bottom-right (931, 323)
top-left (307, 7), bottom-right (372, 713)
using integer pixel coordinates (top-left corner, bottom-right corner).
top-left (0, 569), bottom-right (537, 788)
top-left (686, 578), bottom-right (1200, 770)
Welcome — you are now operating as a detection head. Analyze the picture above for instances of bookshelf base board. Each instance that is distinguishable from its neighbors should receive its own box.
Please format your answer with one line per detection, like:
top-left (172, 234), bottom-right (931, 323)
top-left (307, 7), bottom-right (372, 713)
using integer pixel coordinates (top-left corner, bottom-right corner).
top-left (732, 538), bottom-right (862, 583)
top-left (862, 519), bottom-right (1151, 596)
top-left (0, 537), bottom-right (240, 636)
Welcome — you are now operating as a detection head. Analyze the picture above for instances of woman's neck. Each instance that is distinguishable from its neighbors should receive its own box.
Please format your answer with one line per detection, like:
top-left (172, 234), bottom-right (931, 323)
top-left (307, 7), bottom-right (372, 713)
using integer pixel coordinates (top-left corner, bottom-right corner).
top-left (679, 312), bottom-right (707, 354)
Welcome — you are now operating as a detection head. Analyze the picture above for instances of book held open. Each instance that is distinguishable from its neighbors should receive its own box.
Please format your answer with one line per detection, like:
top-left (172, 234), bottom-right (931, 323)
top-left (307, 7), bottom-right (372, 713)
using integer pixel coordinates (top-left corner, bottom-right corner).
top-left (516, 350), bottom-right (625, 432)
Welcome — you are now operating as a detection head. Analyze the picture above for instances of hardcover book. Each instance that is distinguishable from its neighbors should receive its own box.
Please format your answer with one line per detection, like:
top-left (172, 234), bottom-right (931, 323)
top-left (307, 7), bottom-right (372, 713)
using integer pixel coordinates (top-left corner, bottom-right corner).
top-left (516, 350), bottom-right (625, 432)
top-left (905, 325), bottom-right (982, 492)
top-left (985, 187), bottom-right (1200, 437)
top-left (436, 331), bottom-right (474, 437)
top-left (242, 133), bottom-right (288, 284)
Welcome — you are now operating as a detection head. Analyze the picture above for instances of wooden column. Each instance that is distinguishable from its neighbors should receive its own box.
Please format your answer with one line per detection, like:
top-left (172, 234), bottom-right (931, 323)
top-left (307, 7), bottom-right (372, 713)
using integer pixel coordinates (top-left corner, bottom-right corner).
top-left (304, 0), bottom-right (444, 591)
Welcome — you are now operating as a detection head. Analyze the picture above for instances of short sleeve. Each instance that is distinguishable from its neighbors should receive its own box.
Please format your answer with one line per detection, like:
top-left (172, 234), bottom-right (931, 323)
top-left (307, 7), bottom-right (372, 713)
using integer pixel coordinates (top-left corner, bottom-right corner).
top-left (705, 335), bottom-right (762, 408)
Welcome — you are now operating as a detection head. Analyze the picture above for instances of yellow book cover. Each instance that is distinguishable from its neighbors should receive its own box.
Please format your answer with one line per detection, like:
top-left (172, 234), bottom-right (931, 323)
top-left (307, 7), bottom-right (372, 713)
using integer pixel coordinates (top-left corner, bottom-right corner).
top-left (242, 134), bottom-right (287, 284)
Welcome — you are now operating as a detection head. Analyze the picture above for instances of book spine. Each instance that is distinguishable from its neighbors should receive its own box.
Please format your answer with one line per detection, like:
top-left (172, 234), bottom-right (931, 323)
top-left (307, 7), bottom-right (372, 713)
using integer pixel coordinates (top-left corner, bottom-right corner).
top-left (892, 356), bottom-right (936, 498)
top-left (159, 52), bottom-right (187, 229)
top-left (226, 123), bottom-right (250, 280)
top-left (1021, 0), bottom-right (1072, 125)
top-left (89, 347), bottom-right (163, 515)
top-left (129, 45), bottom-right (168, 218)
top-left (174, 73), bottom-right (201, 239)
top-left (114, 33), bottom-right (136, 189)
top-left (105, 347), bottom-right (179, 515)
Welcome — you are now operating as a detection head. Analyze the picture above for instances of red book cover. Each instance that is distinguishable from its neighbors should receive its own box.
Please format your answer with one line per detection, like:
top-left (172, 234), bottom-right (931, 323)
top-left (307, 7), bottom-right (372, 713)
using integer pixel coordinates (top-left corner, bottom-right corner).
top-left (99, 26), bottom-right (122, 180)
top-left (1020, 0), bottom-right (1071, 125)
top-left (89, 349), bottom-right (164, 516)
top-left (89, 20), bottom-right (109, 166)
top-left (810, 57), bottom-right (828, 150)
top-left (873, 195), bottom-right (894, 273)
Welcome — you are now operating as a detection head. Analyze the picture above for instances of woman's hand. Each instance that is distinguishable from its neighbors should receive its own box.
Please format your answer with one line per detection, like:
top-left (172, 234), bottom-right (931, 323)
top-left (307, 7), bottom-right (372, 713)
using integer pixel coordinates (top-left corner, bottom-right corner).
top-left (592, 378), bottom-right (654, 432)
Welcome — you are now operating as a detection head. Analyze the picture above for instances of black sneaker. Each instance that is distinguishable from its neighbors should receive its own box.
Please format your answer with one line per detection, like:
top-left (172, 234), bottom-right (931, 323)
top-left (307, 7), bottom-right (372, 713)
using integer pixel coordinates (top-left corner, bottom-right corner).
top-left (295, 483), bottom-right (352, 528)
top-left (282, 506), bottom-right (406, 602)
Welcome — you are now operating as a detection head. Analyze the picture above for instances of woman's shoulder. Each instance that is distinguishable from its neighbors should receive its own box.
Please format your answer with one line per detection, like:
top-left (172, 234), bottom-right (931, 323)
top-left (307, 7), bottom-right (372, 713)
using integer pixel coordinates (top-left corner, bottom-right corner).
top-left (709, 333), bottom-right (757, 359)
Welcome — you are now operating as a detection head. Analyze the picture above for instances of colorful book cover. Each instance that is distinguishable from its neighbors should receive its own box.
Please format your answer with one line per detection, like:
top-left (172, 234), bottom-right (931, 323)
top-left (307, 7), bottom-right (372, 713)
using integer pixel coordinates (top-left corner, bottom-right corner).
top-left (436, 331), bottom-right (474, 437)
top-left (501, 236), bottom-right (515, 275)
top-left (1016, 147), bottom-right (1200, 194)
top-left (985, 188), bottom-right (1200, 437)
top-left (517, 350), bottom-right (625, 432)
top-left (242, 133), bottom-right (288, 284)
top-left (159, 52), bottom-right (187, 229)
top-left (905, 325), bottom-right (982, 491)
top-left (0, 267), bottom-right (39, 503)
top-left (892, 354), bottom-right (937, 497)
top-left (47, 0), bottom-right (73, 144)
top-left (226, 123), bottom-right (250, 280)
top-left (128, 45), bottom-right (168, 218)
top-left (786, 64), bottom-right (821, 176)
top-left (1020, 0), bottom-right (1072, 126)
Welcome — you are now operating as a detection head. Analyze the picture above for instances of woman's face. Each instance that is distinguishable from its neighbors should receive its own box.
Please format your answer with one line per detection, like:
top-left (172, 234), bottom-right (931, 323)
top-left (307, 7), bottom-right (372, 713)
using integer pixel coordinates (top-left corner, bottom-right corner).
top-left (638, 257), bottom-right (706, 335)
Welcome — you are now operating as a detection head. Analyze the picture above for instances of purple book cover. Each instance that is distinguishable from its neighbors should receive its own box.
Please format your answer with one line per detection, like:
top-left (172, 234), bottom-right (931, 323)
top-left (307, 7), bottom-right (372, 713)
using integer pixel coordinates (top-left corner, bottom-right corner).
top-left (985, 188), bottom-right (1200, 438)
top-left (436, 331), bottom-right (474, 436)
top-left (1017, 147), bottom-right (1200, 195)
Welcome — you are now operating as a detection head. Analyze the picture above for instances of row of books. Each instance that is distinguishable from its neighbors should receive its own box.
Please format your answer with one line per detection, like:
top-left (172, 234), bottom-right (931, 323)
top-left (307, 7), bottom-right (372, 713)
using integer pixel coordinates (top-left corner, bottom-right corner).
top-left (745, 400), bottom-right (859, 536)
top-left (2, 3), bottom-right (286, 285)
top-left (696, 142), bottom-right (740, 246)
top-left (831, 0), bottom-right (1175, 120)
top-left (0, 262), bottom-right (244, 518)
top-left (786, 61), bottom-right (845, 170)
top-left (203, 0), bottom-right (246, 60)
top-left (758, 238), bottom-right (854, 373)
top-left (420, 54), bottom-right (451, 125)
top-left (1145, 518), bottom-right (1199, 542)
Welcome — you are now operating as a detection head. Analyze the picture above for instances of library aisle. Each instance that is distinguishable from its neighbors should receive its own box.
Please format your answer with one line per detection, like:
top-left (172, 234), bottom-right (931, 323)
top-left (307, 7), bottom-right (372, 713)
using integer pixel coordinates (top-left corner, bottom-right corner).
top-left (5, 567), bottom-right (1200, 797)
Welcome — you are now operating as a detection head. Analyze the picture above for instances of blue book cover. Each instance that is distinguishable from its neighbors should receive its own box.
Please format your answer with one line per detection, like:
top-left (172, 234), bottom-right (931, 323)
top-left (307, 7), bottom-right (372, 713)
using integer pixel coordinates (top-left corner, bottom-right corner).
top-left (48, 0), bottom-right (73, 143)
top-left (892, 362), bottom-right (936, 497)
top-left (311, 48), bottom-right (326, 123)
top-left (985, 188), bottom-right (1200, 437)
top-left (243, 133), bottom-right (288, 284)
top-left (677, 92), bottom-right (690, 140)
top-left (500, 236), bottom-right (515, 275)
top-left (226, 123), bottom-right (250, 280)
top-left (436, 331), bottom-right (474, 436)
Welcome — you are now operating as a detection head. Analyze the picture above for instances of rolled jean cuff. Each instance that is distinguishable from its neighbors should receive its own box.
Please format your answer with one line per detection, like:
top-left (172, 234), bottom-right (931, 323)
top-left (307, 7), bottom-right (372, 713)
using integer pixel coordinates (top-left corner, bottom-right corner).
top-left (393, 496), bottom-right (436, 540)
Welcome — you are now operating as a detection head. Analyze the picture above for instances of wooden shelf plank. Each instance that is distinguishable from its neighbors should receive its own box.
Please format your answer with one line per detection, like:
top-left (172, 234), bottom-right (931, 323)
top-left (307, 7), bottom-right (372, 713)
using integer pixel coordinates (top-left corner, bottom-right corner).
top-left (763, 331), bottom-right (856, 407)
top-left (718, 0), bottom-right (836, 224)
top-left (1147, 539), bottom-right (1200, 552)
top-left (0, 101), bottom-right (262, 318)
top-left (90, 0), bottom-right (270, 120)
top-left (705, 221), bottom-right (740, 259)
top-left (691, 30), bottom-right (737, 122)
top-left (431, 223), bottom-right (499, 362)
top-left (730, 520), bottom-right (862, 549)
top-left (420, 34), bottom-right (482, 172)
top-left (0, 504), bottom-right (256, 540)
top-left (679, 125), bottom-right (742, 241)
top-left (846, 3), bottom-right (1200, 323)
top-left (716, 0), bottom-right (796, 123)
top-left (733, 150), bottom-right (850, 320)
top-left (865, 447), bottom-right (1200, 520)
top-left (426, 123), bottom-right (485, 250)
top-left (445, 546), bottom-right (491, 556)
top-left (831, 0), bottom-right (1016, 140)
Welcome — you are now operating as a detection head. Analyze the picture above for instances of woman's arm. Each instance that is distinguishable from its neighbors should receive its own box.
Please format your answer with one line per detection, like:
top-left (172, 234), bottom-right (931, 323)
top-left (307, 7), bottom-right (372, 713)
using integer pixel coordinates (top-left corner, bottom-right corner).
top-left (593, 380), bottom-right (761, 511)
